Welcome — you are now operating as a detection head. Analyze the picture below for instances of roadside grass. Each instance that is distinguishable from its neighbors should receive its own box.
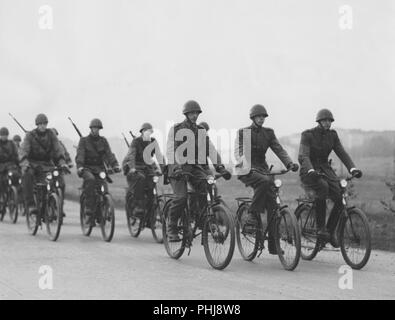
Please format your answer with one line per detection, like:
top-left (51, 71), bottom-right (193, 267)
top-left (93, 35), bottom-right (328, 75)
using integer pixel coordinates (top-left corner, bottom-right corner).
top-left (64, 172), bottom-right (395, 252)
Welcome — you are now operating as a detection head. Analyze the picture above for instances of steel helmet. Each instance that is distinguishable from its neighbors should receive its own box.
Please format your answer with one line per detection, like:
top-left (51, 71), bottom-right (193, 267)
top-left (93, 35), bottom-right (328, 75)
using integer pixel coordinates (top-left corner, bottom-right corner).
top-left (199, 122), bottom-right (210, 131)
top-left (0, 127), bottom-right (9, 136)
top-left (139, 122), bottom-right (153, 133)
top-left (89, 118), bottom-right (103, 129)
top-left (35, 113), bottom-right (48, 125)
top-left (182, 100), bottom-right (202, 115)
top-left (316, 109), bottom-right (334, 122)
top-left (13, 134), bottom-right (21, 142)
top-left (249, 104), bottom-right (268, 119)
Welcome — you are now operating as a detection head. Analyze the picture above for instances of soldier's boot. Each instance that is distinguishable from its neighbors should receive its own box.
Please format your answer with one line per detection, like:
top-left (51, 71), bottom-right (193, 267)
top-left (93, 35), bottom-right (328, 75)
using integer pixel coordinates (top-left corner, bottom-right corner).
top-left (243, 211), bottom-right (258, 234)
top-left (167, 214), bottom-right (180, 242)
top-left (84, 208), bottom-right (96, 227)
top-left (316, 199), bottom-right (330, 241)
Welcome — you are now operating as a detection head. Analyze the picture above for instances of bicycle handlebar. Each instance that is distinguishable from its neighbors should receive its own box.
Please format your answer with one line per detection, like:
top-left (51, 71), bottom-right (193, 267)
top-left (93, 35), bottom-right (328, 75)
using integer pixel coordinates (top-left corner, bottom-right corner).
top-left (251, 167), bottom-right (291, 176)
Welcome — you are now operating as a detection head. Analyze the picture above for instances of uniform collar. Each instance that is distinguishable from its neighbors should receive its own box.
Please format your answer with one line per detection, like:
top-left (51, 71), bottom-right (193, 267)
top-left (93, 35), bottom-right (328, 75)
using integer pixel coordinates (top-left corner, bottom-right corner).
top-left (250, 122), bottom-right (263, 131)
top-left (315, 125), bottom-right (329, 134)
top-left (182, 118), bottom-right (198, 129)
top-left (89, 133), bottom-right (101, 140)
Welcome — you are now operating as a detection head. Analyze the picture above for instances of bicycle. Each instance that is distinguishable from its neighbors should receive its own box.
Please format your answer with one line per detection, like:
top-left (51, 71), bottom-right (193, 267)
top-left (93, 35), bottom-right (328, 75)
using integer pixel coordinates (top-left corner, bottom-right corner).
top-left (126, 172), bottom-right (164, 243)
top-left (79, 169), bottom-right (116, 242)
top-left (295, 173), bottom-right (371, 270)
top-left (0, 170), bottom-right (22, 224)
top-left (162, 169), bottom-right (236, 270)
top-left (235, 168), bottom-right (301, 271)
top-left (26, 166), bottom-right (67, 241)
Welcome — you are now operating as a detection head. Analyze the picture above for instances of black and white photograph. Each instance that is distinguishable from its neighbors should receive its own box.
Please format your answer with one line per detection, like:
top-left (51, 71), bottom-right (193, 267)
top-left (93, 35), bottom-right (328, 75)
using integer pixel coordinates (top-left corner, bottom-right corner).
top-left (0, 0), bottom-right (394, 303)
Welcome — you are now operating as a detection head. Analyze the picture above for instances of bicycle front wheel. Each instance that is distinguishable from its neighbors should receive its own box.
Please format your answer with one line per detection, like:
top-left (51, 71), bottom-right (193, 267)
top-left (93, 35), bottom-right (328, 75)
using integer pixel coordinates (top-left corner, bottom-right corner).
top-left (203, 205), bottom-right (235, 270)
top-left (8, 186), bottom-right (19, 224)
top-left (100, 194), bottom-right (115, 242)
top-left (46, 193), bottom-right (62, 241)
top-left (339, 208), bottom-right (371, 270)
top-left (275, 208), bottom-right (301, 271)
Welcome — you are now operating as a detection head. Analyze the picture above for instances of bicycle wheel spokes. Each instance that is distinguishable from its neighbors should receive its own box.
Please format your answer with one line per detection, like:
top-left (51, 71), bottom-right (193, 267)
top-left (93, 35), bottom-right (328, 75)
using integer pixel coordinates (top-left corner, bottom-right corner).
top-left (276, 209), bottom-right (301, 271)
top-left (236, 204), bottom-right (258, 261)
top-left (340, 208), bottom-right (371, 269)
top-left (203, 206), bottom-right (235, 270)
top-left (46, 194), bottom-right (62, 241)
top-left (100, 194), bottom-right (115, 242)
top-left (297, 205), bottom-right (319, 260)
top-left (162, 202), bottom-right (186, 259)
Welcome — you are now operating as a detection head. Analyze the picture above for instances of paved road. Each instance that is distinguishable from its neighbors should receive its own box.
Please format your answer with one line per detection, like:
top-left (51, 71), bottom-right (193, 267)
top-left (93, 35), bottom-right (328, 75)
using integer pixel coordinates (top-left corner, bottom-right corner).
top-left (1, 200), bottom-right (394, 300)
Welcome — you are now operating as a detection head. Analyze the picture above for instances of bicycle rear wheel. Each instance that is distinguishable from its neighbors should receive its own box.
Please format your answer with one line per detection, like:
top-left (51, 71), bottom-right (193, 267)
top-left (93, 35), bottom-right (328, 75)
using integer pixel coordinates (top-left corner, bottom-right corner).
top-left (235, 202), bottom-right (259, 261)
top-left (203, 205), bottom-right (235, 270)
top-left (100, 194), bottom-right (115, 242)
top-left (339, 208), bottom-right (371, 270)
top-left (162, 200), bottom-right (187, 259)
top-left (46, 193), bottom-right (62, 241)
top-left (275, 208), bottom-right (301, 271)
top-left (295, 203), bottom-right (319, 261)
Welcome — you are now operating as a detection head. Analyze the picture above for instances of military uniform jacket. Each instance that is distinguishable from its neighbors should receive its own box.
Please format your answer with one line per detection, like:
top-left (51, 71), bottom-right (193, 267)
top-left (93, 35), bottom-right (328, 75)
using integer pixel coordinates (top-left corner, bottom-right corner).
top-left (166, 119), bottom-right (223, 175)
top-left (0, 140), bottom-right (19, 172)
top-left (19, 129), bottom-right (65, 168)
top-left (76, 134), bottom-right (119, 173)
top-left (298, 126), bottom-right (355, 178)
top-left (122, 135), bottom-right (164, 172)
top-left (235, 123), bottom-right (293, 175)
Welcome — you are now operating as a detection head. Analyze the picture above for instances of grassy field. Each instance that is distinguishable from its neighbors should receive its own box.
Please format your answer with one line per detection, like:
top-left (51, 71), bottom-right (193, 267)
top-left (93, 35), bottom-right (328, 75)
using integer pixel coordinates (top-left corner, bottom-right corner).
top-left (64, 171), bottom-right (395, 252)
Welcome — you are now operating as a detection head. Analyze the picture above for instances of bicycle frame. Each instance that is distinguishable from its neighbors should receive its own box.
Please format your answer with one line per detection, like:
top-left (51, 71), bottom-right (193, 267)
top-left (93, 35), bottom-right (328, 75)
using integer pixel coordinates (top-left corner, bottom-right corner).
top-left (170, 171), bottom-right (225, 253)
top-left (33, 167), bottom-right (64, 226)
top-left (236, 168), bottom-right (291, 255)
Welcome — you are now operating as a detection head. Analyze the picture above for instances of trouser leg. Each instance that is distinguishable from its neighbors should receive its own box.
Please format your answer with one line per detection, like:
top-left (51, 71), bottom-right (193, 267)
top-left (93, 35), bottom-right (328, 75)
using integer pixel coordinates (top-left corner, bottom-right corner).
top-left (22, 168), bottom-right (35, 207)
top-left (82, 170), bottom-right (96, 213)
top-left (326, 181), bottom-right (344, 233)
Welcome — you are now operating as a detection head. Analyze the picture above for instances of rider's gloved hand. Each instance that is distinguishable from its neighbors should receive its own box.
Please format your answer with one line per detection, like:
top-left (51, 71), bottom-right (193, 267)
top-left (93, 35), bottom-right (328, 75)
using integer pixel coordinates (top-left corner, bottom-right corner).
top-left (61, 164), bottom-right (70, 172)
top-left (216, 165), bottom-right (232, 180)
top-left (77, 167), bottom-right (85, 176)
top-left (350, 168), bottom-right (363, 179)
top-left (123, 164), bottom-right (130, 175)
top-left (287, 163), bottom-right (299, 172)
top-left (172, 166), bottom-right (183, 179)
top-left (21, 165), bottom-right (30, 175)
top-left (113, 166), bottom-right (121, 173)
top-left (307, 169), bottom-right (320, 180)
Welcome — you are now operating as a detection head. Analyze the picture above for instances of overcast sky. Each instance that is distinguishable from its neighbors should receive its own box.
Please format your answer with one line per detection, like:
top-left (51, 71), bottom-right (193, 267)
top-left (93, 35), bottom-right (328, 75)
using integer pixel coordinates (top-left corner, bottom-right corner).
top-left (0, 0), bottom-right (394, 140)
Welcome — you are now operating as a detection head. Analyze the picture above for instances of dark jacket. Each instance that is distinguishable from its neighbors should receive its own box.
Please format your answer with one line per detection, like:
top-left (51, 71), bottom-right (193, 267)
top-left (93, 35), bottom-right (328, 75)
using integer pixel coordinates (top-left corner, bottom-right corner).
top-left (122, 135), bottom-right (164, 172)
top-left (166, 119), bottom-right (223, 176)
top-left (76, 134), bottom-right (119, 173)
top-left (235, 123), bottom-right (293, 175)
top-left (19, 129), bottom-right (65, 167)
top-left (0, 140), bottom-right (19, 172)
top-left (298, 126), bottom-right (355, 178)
